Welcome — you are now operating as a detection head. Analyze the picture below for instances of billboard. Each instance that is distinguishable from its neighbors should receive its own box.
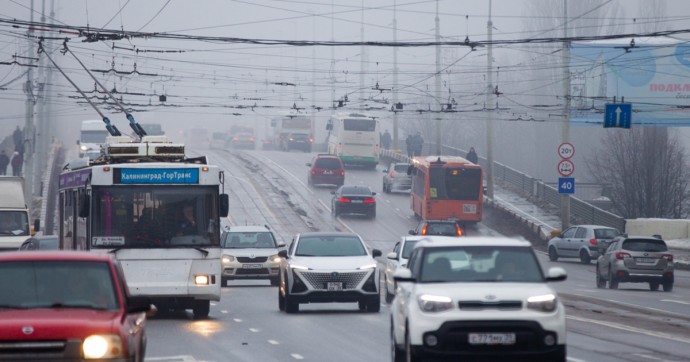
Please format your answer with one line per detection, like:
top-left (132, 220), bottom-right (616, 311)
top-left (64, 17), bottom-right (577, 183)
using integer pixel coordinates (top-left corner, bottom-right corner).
top-left (570, 37), bottom-right (690, 126)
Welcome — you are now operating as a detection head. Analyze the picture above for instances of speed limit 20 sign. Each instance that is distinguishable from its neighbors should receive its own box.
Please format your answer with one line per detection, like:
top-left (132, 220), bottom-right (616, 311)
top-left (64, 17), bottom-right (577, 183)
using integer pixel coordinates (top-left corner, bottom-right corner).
top-left (558, 143), bottom-right (575, 159)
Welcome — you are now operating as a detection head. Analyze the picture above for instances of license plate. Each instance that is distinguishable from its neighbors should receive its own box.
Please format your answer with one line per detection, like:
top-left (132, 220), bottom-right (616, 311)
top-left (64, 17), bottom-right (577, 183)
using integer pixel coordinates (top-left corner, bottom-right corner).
top-left (323, 170), bottom-right (333, 174)
top-left (468, 333), bottom-right (516, 345)
top-left (636, 257), bottom-right (656, 264)
top-left (327, 282), bottom-right (343, 291)
top-left (242, 264), bottom-right (262, 269)
top-left (463, 204), bottom-right (477, 213)
top-left (351, 200), bottom-right (363, 203)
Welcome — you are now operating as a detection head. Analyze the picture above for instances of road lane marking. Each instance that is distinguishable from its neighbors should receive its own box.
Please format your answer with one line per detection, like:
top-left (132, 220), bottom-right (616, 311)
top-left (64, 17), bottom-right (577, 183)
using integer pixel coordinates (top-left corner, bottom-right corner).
top-left (233, 318), bottom-right (243, 323)
top-left (146, 356), bottom-right (199, 362)
top-left (633, 354), bottom-right (664, 361)
top-left (249, 328), bottom-right (260, 333)
top-left (661, 299), bottom-right (690, 305)
top-left (291, 354), bottom-right (305, 360)
top-left (220, 310), bottom-right (228, 314)
top-left (268, 340), bottom-right (280, 345)
top-left (567, 315), bottom-right (690, 344)
top-left (567, 358), bottom-right (587, 362)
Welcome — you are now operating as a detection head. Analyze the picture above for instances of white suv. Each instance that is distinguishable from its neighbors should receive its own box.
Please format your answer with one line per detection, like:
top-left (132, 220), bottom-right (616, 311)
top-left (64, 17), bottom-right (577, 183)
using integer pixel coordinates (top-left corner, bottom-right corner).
top-left (278, 232), bottom-right (382, 313)
top-left (221, 225), bottom-right (285, 286)
top-left (390, 236), bottom-right (567, 361)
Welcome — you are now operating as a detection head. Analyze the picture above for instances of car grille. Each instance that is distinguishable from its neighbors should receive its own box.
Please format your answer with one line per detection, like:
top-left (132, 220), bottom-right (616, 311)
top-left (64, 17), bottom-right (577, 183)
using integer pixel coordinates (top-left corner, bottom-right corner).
top-left (458, 301), bottom-right (522, 310)
top-left (299, 271), bottom-right (369, 290)
top-left (237, 256), bottom-right (268, 263)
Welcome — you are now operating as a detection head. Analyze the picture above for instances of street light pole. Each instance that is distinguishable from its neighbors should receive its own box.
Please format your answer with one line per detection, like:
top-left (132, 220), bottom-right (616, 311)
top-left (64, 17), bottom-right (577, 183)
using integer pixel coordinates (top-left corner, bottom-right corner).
top-left (434, 0), bottom-right (442, 155)
top-left (561, 0), bottom-right (571, 230)
top-left (485, 0), bottom-right (495, 200)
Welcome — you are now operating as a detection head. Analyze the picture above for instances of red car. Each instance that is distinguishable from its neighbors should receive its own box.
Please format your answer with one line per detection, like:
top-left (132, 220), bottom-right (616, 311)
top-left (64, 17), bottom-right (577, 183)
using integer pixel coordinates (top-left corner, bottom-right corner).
top-left (0, 251), bottom-right (153, 361)
top-left (307, 154), bottom-right (345, 187)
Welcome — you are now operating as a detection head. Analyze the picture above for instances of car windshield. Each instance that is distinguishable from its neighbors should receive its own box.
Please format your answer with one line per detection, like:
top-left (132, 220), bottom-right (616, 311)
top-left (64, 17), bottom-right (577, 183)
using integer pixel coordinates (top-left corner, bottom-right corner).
top-left (594, 228), bottom-right (619, 239)
top-left (0, 260), bottom-right (118, 310)
top-left (0, 210), bottom-right (29, 236)
top-left (622, 239), bottom-right (668, 252)
top-left (295, 236), bottom-right (367, 256)
top-left (314, 158), bottom-right (341, 169)
top-left (340, 187), bottom-right (372, 195)
top-left (401, 240), bottom-right (420, 259)
top-left (419, 246), bottom-right (543, 283)
top-left (223, 231), bottom-right (276, 249)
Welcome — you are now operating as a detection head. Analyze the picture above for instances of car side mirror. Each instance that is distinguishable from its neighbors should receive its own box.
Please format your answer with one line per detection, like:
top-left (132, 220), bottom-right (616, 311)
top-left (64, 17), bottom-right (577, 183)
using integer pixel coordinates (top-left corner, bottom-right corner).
top-left (371, 192), bottom-right (376, 196)
top-left (306, 163), bottom-right (312, 167)
top-left (393, 268), bottom-right (414, 282)
top-left (277, 242), bottom-right (286, 248)
top-left (546, 267), bottom-right (567, 282)
top-left (372, 249), bottom-right (382, 258)
top-left (278, 249), bottom-right (288, 259)
top-left (382, 169), bottom-right (388, 173)
top-left (331, 191), bottom-right (336, 195)
top-left (387, 252), bottom-right (397, 260)
top-left (408, 230), bottom-right (416, 235)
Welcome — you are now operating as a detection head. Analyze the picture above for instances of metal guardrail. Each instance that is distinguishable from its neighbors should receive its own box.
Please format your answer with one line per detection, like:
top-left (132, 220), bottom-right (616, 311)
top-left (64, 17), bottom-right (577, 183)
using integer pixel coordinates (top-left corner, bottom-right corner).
top-left (380, 143), bottom-right (626, 232)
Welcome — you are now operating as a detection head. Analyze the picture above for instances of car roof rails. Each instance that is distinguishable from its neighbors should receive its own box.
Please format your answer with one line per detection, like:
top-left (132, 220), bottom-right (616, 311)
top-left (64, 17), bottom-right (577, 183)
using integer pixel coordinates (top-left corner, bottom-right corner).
top-left (652, 234), bottom-right (663, 239)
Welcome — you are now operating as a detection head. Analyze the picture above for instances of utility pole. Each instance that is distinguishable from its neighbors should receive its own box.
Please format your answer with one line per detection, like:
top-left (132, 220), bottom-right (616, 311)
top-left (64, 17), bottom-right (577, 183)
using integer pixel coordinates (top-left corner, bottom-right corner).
top-left (330, 0), bottom-right (336, 115)
top-left (33, 0), bottom-right (47, 198)
top-left (561, 0), bottom-right (571, 229)
top-left (359, 0), bottom-right (365, 109)
top-left (485, 0), bottom-right (495, 200)
top-left (392, 0), bottom-right (399, 151)
top-left (23, 0), bottom-right (35, 204)
top-left (434, 0), bottom-right (442, 155)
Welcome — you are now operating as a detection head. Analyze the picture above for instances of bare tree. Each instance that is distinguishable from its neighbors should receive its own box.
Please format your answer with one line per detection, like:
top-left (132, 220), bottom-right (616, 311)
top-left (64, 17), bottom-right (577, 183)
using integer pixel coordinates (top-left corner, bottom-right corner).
top-left (586, 128), bottom-right (690, 218)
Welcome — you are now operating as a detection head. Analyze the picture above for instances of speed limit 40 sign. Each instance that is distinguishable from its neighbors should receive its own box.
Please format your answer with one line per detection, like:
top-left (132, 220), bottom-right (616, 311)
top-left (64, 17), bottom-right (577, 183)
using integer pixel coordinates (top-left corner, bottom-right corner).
top-left (558, 143), bottom-right (575, 159)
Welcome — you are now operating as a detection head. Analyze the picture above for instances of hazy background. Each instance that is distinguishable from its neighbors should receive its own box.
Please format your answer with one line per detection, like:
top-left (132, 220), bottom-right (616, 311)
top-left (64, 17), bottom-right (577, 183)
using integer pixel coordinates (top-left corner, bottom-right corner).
top-left (1, 0), bottom-right (689, 184)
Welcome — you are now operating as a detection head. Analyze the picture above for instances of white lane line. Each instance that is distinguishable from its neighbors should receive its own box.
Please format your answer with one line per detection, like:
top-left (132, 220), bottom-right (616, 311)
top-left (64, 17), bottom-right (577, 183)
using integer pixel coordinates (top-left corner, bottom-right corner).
top-left (249, 328), bottom-right (260, 333)
top-left (146, 356), bottom-right (199, 362)
top-left (233, 318), bottom-right (243, 323)
top-left (268, 340), bottom-right (280, 345)
top-left (661, 299), bottom-right (690, 305)
top-left (567, 357), bottom-right (587, 362)
top-left (220, 310), bottom-right (229, 314)
top-left (603, 298), bottom-right (689, 319)
top-left (567, 315), bottom-right (690, 344)
top-left (291, 354), bottom-right (305, 360)
top-left (633, 354), bottom-right (664, 361)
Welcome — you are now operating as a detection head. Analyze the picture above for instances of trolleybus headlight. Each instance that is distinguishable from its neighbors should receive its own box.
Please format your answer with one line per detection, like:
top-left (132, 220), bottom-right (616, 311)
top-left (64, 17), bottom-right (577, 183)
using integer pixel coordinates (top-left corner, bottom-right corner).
top-left (83, 334), bottom-right (123, 359)
top-left (221, 255), bottom-right (235, 264)
top-left (195, 275), bottom-right (210, 285)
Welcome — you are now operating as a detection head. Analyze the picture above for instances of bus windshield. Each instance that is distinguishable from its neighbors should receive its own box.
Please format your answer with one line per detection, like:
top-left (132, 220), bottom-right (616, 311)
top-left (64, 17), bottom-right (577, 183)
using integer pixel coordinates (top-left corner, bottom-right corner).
top-left (344, 118), bottom-right (375, 132)
top-left (429, 167), bottom-right (482, 200)
top-left (90, 186), bottom-right (220, 248)
top-left (81, 130), bottom-right (109, 144)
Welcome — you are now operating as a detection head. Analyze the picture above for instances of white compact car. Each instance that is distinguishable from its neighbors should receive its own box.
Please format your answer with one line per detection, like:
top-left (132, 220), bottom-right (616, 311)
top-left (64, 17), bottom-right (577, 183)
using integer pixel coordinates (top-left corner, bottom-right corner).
top-left (278, 232), bottom-right (382, 313)
top-left (221, 225), bottom-right (285, 286)
top-left (385, 236), bottom-right (425, 303)
top-left (390, 236), bottom-right (567, 362)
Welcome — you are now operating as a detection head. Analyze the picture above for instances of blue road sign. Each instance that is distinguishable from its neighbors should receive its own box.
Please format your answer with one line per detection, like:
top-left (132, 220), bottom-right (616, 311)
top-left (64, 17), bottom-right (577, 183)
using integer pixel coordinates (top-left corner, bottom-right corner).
top-left (604, 103), bottom-right (632, 128)
top-left (558, 178), bottom-right (575, 194)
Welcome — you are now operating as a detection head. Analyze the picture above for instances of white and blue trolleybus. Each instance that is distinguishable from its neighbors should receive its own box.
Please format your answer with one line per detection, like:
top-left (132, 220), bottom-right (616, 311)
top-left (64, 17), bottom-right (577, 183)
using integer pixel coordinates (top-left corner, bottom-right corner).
top-left (58, 134), bottom-right (229, 319)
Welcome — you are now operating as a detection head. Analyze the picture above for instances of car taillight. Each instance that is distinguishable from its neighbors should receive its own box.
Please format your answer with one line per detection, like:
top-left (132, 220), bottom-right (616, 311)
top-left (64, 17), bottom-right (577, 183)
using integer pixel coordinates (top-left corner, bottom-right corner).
top-left (308, 138), bottom-right (314, 143)
top-left (456, 226), bottom-right (463, 236)
top-left (421, 225), bottom-right (427, 235)
top-left (250, 137), bottom-right (254, 141)
top-left (615, 252), bottom-right (631, 260)
top-left (310, 170), bottom-right (315, 175)
top-left (662, 254), bottom-right (673, 262)
top-left (338, 197), bottom-right (351, 203)
top-left (363, 198), bottom-right (375, 203)
top-left (390, 171), bottom-right (395, 177)
top-left (589, 239), bottom-right (597, 245)
top-left (340, 170), bottom-right (345, 176)
top-left (233, 137), bottom-right (238, 141)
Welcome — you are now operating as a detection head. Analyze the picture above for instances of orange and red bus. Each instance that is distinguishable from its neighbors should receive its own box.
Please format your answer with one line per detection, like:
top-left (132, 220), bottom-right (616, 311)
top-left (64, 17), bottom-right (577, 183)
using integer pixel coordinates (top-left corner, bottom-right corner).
top-left (410, 155), bottom-right (483, 224)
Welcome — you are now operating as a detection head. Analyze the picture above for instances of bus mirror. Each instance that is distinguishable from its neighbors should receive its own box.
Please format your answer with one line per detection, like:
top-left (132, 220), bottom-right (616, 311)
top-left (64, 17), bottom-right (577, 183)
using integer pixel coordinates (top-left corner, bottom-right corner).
top-left (219, 194), bottom-right (230, 217)
top-left (76, 140), bottom-right (80, 145)
top-left (33, 219), bottom-right (40, 234)
top-left (78, 194), bottom-right (90, 218)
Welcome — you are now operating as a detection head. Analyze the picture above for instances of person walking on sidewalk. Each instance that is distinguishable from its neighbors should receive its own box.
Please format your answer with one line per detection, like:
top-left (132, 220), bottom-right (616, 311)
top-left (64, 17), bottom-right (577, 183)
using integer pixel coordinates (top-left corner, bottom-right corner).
top-left (0, 150), bottom-right (9, 175)
top-left (10, 151), bottom-right (22, 176)
top-left (466, 147), bottom-right (479, 164)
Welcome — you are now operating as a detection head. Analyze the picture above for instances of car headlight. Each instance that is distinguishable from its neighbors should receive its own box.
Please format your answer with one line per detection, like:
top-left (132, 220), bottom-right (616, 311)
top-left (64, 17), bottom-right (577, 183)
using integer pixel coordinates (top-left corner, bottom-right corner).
top-left (269, 254), bottom-right (281, 263)
top-left (83, 334), bottom-right (123, 359)
top-left (222, 255), bottom-right (235, 264)
top-left (527, 294), bottom-right (557, 312)
top-left (358, 263), bottom-right (377, 270)
top-left (80, 145), bottom-right (88, 151)
top-left (417, 294), bottom-right (453, 313)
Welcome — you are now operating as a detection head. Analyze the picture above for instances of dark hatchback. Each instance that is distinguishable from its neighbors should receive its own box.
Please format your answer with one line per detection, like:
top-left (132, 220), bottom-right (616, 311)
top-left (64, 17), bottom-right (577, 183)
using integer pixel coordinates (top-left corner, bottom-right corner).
top-left (307, 154), bottom-right (345, 187)
top-left (284, 133), bottom-right (312, 152)
top-left (331, 185), bottom-right (377, 218)
top-left (409, 219), bottom-right (463, 237)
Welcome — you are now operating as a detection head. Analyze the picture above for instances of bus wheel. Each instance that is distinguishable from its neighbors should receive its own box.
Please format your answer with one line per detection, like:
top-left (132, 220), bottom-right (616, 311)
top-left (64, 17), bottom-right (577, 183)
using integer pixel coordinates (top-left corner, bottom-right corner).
top-left (192, 300), bottom-right (210, 319)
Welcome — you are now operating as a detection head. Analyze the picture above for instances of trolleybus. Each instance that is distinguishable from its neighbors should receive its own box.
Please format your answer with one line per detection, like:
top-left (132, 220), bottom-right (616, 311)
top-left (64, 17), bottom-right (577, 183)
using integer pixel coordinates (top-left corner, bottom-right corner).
top-left (58, 134), bottom-right (229, 319)
top-left (409, 155), bottom-right (483, 224)
top-left (326, 113), bottom-right (379, 169)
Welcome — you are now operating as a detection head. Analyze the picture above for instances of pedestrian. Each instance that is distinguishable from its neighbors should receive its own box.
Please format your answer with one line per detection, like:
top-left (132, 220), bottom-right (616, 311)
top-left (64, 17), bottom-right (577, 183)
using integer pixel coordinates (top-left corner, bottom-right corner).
top-left (12, 126), bottom-right (23, 156)
top-left (413, 132), bottom-right (424, 157)
top-left (381, 129), bottom-right (391, 150)
top-left (0, 150), bottom-right (9, 175)
top-left (466, 147), bottom-right (479, 164)
top-left (10, 151), bottom-right (22, 177)
top-left (405, 134), bottom-right (414, 158)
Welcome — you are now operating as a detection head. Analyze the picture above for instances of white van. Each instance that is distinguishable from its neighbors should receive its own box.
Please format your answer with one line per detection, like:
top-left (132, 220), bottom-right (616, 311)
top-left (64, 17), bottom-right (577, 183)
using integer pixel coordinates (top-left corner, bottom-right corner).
top-left (78, 120), bottom-right (109, 160)
top-left (0, 177), bottom-right (38, 251)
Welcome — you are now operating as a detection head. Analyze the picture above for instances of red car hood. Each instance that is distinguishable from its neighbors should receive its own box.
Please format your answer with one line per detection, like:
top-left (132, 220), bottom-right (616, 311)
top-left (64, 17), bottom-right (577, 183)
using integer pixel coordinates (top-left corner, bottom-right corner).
top-left (0, 309), bottom-right (121, 340)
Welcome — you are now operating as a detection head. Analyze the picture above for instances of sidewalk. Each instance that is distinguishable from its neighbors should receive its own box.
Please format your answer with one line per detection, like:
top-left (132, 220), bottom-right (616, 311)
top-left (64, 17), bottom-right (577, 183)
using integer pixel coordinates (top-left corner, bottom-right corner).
top-left (489, 181), bottom-right (690, 269)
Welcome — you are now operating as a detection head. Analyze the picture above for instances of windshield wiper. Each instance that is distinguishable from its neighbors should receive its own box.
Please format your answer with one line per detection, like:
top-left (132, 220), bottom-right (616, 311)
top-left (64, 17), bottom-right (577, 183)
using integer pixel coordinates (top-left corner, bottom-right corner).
top-left (194, 247), bottom-right (209, 257)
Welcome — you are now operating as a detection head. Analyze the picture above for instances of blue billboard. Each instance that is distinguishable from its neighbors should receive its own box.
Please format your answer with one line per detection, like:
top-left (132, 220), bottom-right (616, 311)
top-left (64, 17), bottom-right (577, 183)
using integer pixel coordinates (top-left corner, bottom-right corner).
top-left (570, 38), bottom-right (690, 126)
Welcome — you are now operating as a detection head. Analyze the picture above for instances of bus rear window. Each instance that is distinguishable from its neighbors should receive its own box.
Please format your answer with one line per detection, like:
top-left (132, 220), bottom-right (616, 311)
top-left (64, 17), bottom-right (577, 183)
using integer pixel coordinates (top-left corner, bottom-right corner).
top-left (343, 119), bottom-right (375, 132)
top-left (429, 167), bottom-right (481, 200)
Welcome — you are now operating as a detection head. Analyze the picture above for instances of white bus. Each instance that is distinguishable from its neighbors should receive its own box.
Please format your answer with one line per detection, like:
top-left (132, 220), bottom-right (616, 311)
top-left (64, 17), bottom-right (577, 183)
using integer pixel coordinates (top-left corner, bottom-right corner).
top-left (270, 112), bottom-right (313, 151)
top-left (78, 120), bottom-right (110, 160)
top-left (58, 135), bottom-right (229, 319)
top-left (326, 113), bottom-right (380, 169)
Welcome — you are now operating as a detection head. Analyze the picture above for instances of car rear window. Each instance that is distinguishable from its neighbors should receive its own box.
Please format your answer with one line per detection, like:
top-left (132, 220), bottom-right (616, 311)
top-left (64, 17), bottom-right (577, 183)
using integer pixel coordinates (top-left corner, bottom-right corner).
top-left (341, 187), bottom-right (372, 195)
top-left (425, 223), bottom-right (458, 236)
top-left (314, 158), bottom-right (341, 169)
top-left (594, 228), bottom-right (619, 239)
top-left (622, 239), bottom-right (668, 252)
top-left (290, 134), bottom-right (309, 140)
top-left (394, 164), bottom-right (410, 172)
